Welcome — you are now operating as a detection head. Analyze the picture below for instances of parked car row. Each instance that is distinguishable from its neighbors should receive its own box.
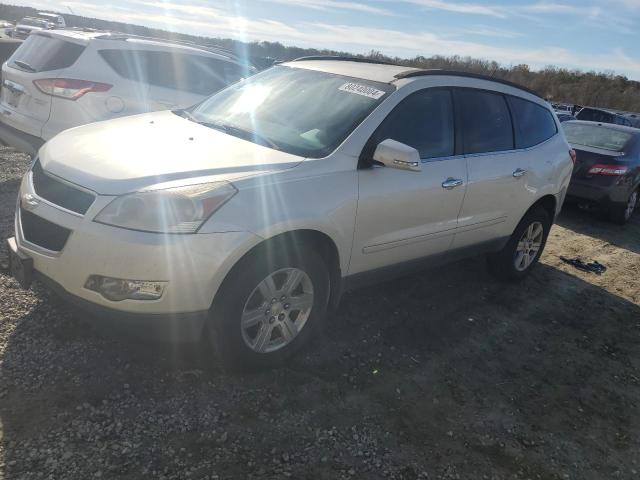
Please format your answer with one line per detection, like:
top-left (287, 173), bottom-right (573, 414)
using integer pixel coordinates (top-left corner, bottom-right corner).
top-left (4, 44), bottom-right (638, 369)
top-left (552, 101), bottom-right (640, 128)
top-left (0, 29), bottom-right (255, 155)
top-left (4, 11), bottom-right (66, 39)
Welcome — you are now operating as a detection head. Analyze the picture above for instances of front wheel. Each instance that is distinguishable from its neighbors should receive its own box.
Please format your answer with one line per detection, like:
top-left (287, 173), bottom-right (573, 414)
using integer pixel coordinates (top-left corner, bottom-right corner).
top-left (487, 207), bottom-right (551, 281)
top-left (207, 245), bottom-right (330, 371)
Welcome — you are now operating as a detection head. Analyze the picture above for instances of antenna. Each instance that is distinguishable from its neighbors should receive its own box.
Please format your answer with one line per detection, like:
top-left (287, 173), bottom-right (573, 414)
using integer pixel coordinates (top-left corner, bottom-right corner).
top-left (66, 5), bottom-right (75, 15)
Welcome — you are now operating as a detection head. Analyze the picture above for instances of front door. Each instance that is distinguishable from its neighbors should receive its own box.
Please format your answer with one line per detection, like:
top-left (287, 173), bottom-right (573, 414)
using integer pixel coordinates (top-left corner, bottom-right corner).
top-left (349, 88), bottom-right (467, 275)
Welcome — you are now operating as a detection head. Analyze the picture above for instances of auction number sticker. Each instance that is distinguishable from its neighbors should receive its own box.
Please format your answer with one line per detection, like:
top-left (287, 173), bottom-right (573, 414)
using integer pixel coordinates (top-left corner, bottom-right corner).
top-left (339, 82), bottom-right (386, 99)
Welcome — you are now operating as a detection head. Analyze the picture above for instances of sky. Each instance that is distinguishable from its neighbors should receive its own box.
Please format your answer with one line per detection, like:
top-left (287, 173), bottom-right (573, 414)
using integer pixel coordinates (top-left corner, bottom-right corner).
top-left (7, 0), bottom-right (640, 79)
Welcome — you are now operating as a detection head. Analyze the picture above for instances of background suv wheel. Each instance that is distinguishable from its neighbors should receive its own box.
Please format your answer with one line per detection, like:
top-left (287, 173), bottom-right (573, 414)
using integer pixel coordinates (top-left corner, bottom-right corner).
top-left (487, 207), bottom-right (552, 281)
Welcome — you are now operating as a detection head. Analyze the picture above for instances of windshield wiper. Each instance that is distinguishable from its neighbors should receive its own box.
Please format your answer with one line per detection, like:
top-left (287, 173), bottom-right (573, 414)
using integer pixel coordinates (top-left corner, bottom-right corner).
top-left (199, 121), bottom-right (281, 151)
top-left (173, 108), bottom-right (198, 122)
top-left (13, 60), bottom-right (36, 73)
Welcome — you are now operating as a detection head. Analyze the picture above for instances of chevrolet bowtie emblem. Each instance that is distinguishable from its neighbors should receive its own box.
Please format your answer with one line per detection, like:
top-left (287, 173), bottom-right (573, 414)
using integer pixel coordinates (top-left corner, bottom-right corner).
top-left (21, 193), bottom-right (39, 211)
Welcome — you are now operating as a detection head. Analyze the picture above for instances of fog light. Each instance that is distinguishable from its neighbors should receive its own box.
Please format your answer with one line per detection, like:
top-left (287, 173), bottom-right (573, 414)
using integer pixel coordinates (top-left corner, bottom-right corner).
top-left (84, 275), bottom-right (166, 301)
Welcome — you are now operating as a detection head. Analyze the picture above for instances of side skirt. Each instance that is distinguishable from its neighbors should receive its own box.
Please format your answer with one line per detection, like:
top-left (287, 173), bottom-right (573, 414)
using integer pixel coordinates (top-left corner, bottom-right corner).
top-left (341, 236), bottom-right (509, 293)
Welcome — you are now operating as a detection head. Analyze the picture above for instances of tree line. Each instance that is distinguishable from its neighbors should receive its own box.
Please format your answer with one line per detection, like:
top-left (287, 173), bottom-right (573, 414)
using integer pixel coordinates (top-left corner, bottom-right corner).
top-left (2, 2), bottom-right (639, 112)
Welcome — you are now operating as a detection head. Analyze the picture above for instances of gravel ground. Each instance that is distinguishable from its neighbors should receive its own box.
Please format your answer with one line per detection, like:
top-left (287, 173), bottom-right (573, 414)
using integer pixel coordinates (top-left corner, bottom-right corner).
top-left (0, 146), bottom-right (639, 479)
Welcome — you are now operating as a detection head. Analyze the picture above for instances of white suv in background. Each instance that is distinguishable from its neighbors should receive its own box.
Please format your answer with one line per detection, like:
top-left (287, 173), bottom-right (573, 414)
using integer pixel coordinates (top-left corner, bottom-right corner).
top-left (8, 58), bottom-right (574, 370)
top-left (0, 30), bottom-right (254, 155)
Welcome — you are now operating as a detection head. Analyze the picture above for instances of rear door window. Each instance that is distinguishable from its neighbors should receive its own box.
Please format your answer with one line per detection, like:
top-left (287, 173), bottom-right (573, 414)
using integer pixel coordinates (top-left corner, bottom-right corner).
top-left (99, 49), bottom-right (245, 95)
top-left (454, 89), bottom-right (514, 154)
top-left (507, 96), bottom-right (557, 148)
top-left (370, 88), bottom-right (455, 159)
top-left (8, 35), bottom-right (85, 72)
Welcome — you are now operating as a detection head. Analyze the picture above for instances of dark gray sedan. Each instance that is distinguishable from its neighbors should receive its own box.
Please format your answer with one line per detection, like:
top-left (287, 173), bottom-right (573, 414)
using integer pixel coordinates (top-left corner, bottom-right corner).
top-left (564, 120), bottom-right (640, 224)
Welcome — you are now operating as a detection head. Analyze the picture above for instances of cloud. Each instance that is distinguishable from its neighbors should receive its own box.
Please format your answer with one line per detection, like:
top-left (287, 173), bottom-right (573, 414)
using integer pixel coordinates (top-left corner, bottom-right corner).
top-left (460, 25), bottom-right (524, 39)
top-left (266, 0), bottom-right (392, 15)
top-left (397, 0), bottom-right (507, 18)
top-left (133, 1), bottom-right (222, 18)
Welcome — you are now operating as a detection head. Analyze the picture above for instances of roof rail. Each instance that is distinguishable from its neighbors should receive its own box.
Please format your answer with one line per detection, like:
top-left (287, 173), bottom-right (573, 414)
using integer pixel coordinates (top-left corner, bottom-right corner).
top-left (94, 32), bottom-right (245, 63)
top-left (394, 69), bottom-right (541, 98)
top-left (291, 55), bottom-right (396, 66)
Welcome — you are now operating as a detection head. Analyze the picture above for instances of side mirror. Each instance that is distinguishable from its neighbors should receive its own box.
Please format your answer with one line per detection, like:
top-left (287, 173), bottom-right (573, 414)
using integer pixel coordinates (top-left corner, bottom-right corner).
top-left (372, 139), bottom-right (421, 172)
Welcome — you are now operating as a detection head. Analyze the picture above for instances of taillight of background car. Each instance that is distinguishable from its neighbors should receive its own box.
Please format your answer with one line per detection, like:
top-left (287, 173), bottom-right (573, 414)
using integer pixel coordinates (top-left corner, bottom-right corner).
top-left (33, 78), bottom-right (112, 100)
top-left (587, 164), bottom-right (628, 176)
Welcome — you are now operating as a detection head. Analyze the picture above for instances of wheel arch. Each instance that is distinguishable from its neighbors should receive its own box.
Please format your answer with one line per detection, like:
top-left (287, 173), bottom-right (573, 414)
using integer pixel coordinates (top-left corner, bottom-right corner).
top-left (526, 194), bottom-right (557, 222)
top-left (215, 229), bottom-right (343, 312)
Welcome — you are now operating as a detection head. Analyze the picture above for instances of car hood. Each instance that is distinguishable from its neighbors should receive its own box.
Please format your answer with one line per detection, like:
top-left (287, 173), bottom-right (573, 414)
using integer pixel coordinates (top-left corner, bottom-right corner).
top-left (38, 111), bottom-right (304, 195)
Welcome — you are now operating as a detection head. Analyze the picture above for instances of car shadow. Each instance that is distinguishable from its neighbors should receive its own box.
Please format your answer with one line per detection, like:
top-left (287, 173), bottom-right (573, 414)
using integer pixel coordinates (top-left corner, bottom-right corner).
top-left (556, 203), bottom-right (640, 255)
top-left (1, 253), bottom-right (639, 478)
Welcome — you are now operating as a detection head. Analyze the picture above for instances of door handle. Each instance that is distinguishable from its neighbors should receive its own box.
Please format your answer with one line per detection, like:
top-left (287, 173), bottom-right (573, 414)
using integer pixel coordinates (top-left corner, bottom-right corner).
top-left (513, 168), bottom-right (527, 178)
top-left (442, 178), bottom-right (464, 189)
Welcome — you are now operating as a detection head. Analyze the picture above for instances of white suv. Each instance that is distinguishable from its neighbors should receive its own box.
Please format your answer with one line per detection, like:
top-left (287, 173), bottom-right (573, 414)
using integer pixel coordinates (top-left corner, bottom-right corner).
top-left (7, 58), bottom-right (574, 370)
top-left (0, 30), bottom-right (253, 155)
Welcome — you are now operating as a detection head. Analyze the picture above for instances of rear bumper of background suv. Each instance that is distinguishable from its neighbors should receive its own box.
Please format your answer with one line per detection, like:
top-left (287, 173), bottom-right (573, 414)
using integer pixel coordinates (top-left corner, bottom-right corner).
top-left (0, 119), bottom-right (44, 156)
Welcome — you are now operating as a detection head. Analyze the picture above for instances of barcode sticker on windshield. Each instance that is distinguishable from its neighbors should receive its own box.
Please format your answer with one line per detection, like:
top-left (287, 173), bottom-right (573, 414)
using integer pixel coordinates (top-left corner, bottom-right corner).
top-left (339, 82), bottom-right (385, 99)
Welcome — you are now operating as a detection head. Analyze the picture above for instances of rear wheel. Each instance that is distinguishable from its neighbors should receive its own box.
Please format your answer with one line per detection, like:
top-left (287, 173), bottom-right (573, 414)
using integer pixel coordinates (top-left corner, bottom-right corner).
top-left (609, 189), bottom-right (638, 224)
top-left (207, 244), bottom-right (330, 371)
top-left (487, 207), bottom-right (551, 281)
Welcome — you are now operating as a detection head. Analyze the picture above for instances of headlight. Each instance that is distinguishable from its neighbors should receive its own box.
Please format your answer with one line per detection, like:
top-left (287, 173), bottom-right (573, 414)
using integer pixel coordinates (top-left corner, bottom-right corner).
top-left (94, 182), bottom-right (237, 234)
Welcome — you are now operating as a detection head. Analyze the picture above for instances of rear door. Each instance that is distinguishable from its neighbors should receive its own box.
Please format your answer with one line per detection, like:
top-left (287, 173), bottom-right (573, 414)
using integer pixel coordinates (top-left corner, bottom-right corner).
top-left (452, 90), bottom-right (558, 249)
top-left (0, 33), bottom-right (85, 138)
top-left (451, 88), bottom-right (527, 249)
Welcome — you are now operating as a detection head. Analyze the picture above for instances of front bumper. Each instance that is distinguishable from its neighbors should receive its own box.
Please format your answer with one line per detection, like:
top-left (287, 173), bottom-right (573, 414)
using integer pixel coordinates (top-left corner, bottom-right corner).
top-left (11, 172), bottom-right (261, 341)
top-left (36, 268), bottom-right (209, 342)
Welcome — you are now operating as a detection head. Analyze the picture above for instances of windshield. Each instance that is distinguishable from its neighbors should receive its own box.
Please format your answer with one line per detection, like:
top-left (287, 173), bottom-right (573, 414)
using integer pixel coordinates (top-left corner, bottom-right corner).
top-left (187, 65), bottom-right (393, 158)
top-left (563, 122), bottom-right (633, 152)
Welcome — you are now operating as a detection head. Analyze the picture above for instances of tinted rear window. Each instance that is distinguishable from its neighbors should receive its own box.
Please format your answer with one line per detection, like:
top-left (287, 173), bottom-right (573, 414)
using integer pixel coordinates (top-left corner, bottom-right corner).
top-left (99, 49), bottom-right (247, 95)
top-left (455, 89), bottom-right (514, 154)
top-left (576, 108), bottom-right (614, 123)
top-left (507, 96), bottom-right (557, 148)
top-left (9, 35), bottom-right (85, 73)
top-left (563, 123), bottom-right (633, 152)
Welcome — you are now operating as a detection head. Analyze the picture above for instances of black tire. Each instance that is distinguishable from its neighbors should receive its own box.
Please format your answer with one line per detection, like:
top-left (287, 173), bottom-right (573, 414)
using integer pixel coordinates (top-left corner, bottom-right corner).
top-left (609, 188), bottom-right (638, 225)
top-left (207, 243), bottom-right (330, 371)
top-left (487, 207), bottom-right (551, 282)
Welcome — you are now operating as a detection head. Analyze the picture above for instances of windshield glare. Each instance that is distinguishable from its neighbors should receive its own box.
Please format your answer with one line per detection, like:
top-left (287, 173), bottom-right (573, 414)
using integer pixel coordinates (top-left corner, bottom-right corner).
top-left (189, 66), bottom-right (393, 157)
top-left (563, 123), bottom-right (633, 152)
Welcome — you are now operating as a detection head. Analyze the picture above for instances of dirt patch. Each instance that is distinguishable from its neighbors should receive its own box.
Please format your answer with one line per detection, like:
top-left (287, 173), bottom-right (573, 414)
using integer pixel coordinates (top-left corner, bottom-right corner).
top-left (0, 146), bottom-right (639, 479)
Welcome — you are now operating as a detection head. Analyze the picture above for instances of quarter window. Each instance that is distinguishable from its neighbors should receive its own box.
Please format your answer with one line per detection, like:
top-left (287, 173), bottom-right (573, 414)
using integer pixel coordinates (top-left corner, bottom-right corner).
top-left (455, 89), bottom-right (513, 154)
top-left (371, 88), bottom-right (454, 159)
top-left (507, 96), bottom-right (557, 148)
top-left (9, 35), bottom-right (85, 73)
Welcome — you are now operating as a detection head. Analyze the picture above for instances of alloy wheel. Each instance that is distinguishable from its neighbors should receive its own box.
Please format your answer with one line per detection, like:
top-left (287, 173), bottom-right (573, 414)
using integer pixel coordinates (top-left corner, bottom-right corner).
top-left (240, 267), bottom-right (314, 353)
top-left (514, 221), bottom-right (544, 272)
